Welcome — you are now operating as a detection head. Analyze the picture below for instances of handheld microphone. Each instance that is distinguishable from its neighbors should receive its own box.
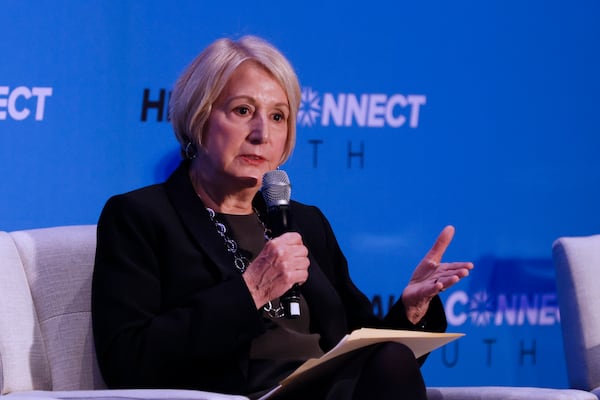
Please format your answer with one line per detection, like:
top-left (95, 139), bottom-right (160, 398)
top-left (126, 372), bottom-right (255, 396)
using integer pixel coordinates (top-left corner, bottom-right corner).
top-left (261, 170), bottom-right (301, 319)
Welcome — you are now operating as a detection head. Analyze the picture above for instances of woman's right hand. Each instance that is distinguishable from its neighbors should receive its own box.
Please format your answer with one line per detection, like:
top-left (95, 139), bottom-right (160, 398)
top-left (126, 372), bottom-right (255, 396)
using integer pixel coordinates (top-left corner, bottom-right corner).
top-left (242, 232), bottom-right (310, 309)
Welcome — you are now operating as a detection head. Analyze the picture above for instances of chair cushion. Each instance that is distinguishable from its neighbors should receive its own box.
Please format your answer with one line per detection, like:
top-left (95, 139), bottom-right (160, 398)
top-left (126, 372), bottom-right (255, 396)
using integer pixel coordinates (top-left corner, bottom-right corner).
top-left (10, 226), bottom-right (105, 391)
top-left (0, 231), bottom-right (51, 394)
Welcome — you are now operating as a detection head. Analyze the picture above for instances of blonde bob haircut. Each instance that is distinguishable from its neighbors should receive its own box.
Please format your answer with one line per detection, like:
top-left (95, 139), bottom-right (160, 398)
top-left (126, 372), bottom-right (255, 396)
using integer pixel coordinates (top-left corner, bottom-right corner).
top-left (169, 35), bottom-right (301, 164)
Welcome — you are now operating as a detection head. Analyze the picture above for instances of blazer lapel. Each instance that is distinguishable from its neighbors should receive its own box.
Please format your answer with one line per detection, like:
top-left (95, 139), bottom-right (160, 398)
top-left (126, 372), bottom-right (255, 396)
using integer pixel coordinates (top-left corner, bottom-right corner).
top-left (282, 201), bottom-right (349, 350)
top-left (302, 252), bottom-right (348, 350)
top-left (164, 161), bottom-right (239, 280)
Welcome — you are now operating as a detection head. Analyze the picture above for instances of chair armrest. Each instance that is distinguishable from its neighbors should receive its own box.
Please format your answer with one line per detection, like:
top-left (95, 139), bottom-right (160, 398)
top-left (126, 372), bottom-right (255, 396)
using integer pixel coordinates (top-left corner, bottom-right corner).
top-left (1, 389), bottom-right (249, 400)
top-left (427, 386), bottom-right (598, 400)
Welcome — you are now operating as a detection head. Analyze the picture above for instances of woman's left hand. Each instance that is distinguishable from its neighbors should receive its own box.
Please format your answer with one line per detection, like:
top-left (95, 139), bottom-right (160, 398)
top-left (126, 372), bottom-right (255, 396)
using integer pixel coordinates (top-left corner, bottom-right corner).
top-left (401, 225), bottom-right (474, 325)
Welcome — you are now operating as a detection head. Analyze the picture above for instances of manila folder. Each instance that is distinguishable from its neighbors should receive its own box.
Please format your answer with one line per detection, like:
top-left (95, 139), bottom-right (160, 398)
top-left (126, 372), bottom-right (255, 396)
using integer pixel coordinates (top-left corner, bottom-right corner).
top-left (259, 328), bottom-right (463, 399)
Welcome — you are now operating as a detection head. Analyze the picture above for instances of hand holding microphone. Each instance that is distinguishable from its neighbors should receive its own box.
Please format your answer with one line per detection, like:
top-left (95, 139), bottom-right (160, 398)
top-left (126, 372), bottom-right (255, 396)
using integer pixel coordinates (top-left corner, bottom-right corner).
top-left (261, 170), bottom-right (303, 319)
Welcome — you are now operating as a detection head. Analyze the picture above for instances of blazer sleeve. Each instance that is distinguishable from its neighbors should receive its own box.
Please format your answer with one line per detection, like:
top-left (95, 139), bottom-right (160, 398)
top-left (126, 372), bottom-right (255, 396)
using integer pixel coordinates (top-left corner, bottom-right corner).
top-left (298, 204), bottom-right (447, 335)
top-left (92, 191), bottom-right (264, 390)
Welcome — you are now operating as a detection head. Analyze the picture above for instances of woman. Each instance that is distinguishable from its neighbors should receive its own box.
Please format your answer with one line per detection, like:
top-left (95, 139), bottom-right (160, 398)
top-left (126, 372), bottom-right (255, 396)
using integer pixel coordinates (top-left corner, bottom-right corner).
top-left (91, 35), bottom-right (473, 399)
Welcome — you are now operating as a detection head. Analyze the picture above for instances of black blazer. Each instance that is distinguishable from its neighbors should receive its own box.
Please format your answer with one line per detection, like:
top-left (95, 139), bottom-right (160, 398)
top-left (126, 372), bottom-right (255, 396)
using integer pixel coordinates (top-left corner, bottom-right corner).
top-left (91, 161), bottom-right (447, 394)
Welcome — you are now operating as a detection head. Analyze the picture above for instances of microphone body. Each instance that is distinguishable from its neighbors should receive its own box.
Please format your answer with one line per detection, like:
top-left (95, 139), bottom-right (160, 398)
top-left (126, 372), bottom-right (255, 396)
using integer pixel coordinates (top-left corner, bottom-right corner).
top-left (262, 170), bottom-right (301, 319)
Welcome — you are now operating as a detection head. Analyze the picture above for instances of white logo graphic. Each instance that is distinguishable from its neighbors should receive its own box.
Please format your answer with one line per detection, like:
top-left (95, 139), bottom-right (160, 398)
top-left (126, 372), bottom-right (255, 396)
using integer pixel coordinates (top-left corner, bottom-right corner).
top-left (0, 86), bottom-right (53, 121)
top-left (298, 87), bottom-right (321, 127)
top-left (298, 86), bottom-right (426, 129)
top-left (446, 290), bottom-right (560, 327)
top-left (468, 291), bottom-right (495, 326)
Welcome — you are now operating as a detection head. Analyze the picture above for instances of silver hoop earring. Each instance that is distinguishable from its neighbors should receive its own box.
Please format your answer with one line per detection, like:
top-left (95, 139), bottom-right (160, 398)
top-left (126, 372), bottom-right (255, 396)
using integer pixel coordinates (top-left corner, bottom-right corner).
top-left (184, 142), bottom-right (197, 160)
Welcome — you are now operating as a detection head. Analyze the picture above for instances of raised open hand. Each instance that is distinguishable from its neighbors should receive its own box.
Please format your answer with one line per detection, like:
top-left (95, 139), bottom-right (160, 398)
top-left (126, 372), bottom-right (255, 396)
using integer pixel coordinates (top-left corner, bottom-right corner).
top-left (401, 225), bottom-right (473, 324)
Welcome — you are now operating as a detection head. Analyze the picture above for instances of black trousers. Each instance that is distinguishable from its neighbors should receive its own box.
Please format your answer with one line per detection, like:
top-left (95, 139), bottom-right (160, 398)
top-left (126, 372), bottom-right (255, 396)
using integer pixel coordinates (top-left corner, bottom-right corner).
top-left (266, 342), bottom-right (427, 400)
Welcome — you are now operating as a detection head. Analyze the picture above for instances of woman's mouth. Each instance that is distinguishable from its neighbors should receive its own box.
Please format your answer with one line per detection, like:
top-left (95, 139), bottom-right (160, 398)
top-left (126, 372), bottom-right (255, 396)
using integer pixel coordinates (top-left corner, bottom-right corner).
top-left (240, 154), bottom-right (266, 164)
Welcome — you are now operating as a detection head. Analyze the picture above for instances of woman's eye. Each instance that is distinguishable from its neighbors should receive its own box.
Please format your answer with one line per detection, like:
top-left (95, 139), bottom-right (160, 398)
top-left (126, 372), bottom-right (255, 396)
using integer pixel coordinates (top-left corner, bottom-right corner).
top-left (236, 106), bottom-right (251, 115)
top-left (273, 113), bottom-right (285, 122)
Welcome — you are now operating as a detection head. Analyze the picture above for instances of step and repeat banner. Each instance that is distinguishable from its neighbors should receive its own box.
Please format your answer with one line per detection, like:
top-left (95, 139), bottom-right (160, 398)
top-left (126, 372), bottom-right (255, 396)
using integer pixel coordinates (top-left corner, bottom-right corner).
top-left (2, 0), bottom-right (599, 389)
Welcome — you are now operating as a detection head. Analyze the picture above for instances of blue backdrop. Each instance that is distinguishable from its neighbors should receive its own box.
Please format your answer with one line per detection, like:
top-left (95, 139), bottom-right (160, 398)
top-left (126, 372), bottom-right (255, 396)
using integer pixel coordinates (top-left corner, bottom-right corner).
top-left (2, 0), bottom-right (599, 389)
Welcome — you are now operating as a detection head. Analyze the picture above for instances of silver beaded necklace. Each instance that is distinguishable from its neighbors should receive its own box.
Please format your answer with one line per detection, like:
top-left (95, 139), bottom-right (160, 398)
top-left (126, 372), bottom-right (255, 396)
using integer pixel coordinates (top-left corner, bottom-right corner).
top-left (205, 207), bottom-right (285, 319)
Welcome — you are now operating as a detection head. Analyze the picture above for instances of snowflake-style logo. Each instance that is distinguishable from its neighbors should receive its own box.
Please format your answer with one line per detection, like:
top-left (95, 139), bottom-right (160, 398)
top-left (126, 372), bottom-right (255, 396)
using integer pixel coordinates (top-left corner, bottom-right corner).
top-left (468, 291), bottom-right (495, 326)
top-left (298, 87), bottom-right (321, 127)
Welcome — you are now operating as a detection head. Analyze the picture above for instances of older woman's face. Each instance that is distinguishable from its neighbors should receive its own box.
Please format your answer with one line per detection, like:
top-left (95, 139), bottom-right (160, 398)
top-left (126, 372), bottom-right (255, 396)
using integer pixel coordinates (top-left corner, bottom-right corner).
top-left (201, 61), bottom-right (289, 190)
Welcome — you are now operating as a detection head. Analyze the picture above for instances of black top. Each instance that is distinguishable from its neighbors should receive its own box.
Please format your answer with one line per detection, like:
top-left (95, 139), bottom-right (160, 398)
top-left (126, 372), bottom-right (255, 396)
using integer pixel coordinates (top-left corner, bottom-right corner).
top-left (220, 212), bottom-right (323, 393)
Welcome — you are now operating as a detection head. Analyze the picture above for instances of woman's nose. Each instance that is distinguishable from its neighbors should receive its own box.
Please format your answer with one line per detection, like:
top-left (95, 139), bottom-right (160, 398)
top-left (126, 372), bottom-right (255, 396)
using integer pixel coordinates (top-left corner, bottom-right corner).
top-left (247, 114), bottom-right (269, 144)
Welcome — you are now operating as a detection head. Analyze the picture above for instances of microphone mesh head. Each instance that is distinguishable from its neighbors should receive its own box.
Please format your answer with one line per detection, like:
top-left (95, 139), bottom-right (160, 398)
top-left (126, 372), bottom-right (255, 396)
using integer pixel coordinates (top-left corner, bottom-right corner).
top-left (262, 170), bottom-right (291, 207)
